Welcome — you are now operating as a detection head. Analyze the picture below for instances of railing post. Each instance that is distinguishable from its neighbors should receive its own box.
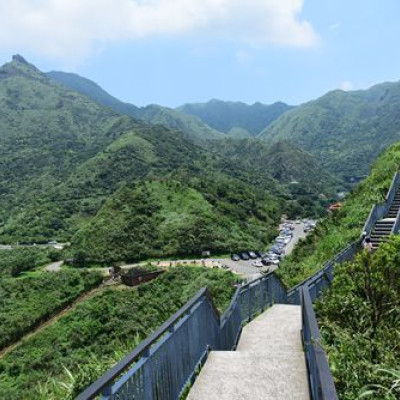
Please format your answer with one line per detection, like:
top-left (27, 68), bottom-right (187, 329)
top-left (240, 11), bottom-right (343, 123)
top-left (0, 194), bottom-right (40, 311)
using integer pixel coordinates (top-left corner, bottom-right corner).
top-left (247, 287), bottom-right (251, 322)
top-left (142, 349), bottom-right (153, 400)
top-left (101, 385), bottom-right (112, 399)
top-left (260, 279), bottom-right (265, 311)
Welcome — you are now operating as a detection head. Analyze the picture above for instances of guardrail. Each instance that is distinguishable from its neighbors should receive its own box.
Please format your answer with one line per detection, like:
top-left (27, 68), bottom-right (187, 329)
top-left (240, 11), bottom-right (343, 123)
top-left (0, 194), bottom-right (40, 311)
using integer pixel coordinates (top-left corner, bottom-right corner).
top-left (76, 273), bottom-right (290, 400)
top-left (287, 241), bottom-right (360, 305)
top-left (362, 172), bottom-right (400, 236)
top-left (301, 285), bottom-right (338, 400)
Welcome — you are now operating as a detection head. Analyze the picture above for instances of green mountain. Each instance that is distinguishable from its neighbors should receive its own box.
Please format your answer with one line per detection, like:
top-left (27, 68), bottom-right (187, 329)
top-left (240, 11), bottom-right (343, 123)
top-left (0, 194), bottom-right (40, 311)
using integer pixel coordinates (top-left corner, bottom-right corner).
top-left (214, 139), bottom-right (337, 190)
top-left (259, 83), bottom-right (400, 179)
top-left (0, 55), bottom-right (338, 261)
top-left (178, 99), bottom-right (293, 136)
top-left (0, 55), bottom-right (290, 259)
top-left (0, 55), bottom-right (132, 227)
top-left (47, 71), bottom-right (224, 143)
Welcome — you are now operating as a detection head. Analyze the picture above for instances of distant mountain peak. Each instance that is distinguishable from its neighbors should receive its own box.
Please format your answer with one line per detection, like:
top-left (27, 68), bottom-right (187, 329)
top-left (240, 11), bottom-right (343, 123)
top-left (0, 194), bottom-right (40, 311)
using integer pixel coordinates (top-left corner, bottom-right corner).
top-left (0, 54), bottom-right (43, 79)
top-left (12, 54), bottom-right (29, 64)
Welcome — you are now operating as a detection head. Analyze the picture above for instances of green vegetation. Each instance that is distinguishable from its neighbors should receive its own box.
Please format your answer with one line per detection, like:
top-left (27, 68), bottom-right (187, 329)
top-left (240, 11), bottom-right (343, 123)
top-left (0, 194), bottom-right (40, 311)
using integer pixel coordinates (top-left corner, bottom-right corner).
top-left (260, 82), bottom-right (400, 178)
top-left (278, 141), bottom-right (400, 287)
top-left (179, 99), bottom-right (292, 136)
top-left (213, 138), bottom-right (338, 199)
top-left (0, 270), bottom-right (103, 350)
top-left (1, 56), bottom-right (335, 262)
top-left (72, 179), bottom-right (280, 263)
top-left (0, 247), bottom-right (52, 278)
top-left (316, 238), bottom-right (400, 399)
top-left (47, 71), bottom-right (224, 143)
top-left (0, 266), bottom-right (238, 399)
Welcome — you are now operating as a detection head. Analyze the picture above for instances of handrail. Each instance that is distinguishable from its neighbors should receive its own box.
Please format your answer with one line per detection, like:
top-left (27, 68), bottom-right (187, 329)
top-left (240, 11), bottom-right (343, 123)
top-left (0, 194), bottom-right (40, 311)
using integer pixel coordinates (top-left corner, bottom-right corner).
top-left (385, 171), bottom-right (400, 202)
top-left (220, 286), bottom-right (241, 323)
top-left (76, 287), bottom-right (212, 400)
top-left (391, 206), bottom-right (400, 234)
top-left (301, 286), bottom-right (338, 400)
top-left (363, 172), bottom-right (400, 236)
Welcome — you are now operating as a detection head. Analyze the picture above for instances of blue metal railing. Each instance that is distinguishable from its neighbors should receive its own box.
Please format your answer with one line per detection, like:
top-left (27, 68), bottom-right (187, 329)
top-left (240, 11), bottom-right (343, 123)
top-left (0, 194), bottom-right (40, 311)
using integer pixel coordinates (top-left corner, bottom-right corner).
top-left (301, 285), bottom-right (338, 400)
top-left (76, 273), bottom-right (289, 400)
top-left (77, 172), bottom-right (400, 400)
top-left (362, 172), bottom-right (400, 236)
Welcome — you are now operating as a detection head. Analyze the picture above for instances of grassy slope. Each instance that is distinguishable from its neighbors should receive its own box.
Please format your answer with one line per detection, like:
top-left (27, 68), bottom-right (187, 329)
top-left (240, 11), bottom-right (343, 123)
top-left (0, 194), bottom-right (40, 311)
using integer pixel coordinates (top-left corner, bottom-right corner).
top-left (316, 237), bottom-right (400, 399)
top-left (0, 266), bottom-right (238, 400)
top-left (278, 141), bottom-right (400, 287)
top-left (0, 270), bottom-right (103, 350)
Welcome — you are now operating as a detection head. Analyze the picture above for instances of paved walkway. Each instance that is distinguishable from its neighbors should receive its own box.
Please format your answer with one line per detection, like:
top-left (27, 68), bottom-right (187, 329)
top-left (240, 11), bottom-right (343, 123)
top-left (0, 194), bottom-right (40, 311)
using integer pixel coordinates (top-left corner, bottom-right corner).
top-left (188, 304), bottom-right (310, 400)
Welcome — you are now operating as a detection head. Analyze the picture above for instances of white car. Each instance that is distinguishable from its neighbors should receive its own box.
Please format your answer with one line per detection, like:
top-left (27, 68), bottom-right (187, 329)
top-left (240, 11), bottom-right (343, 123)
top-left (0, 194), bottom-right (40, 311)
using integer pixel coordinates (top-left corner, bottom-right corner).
top-left (252, 261), bottom-right (263, 268)
top-left (283, 236), bottom-right (291, 245)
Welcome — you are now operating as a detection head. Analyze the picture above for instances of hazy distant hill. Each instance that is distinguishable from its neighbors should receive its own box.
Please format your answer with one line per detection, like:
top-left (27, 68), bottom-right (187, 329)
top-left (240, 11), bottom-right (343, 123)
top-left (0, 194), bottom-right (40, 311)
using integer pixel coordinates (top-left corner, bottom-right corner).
top-left (178, 99), bottom-right (293, 136)
top-left (47, 71), bottom-right (224, 143)
top-left (259, 83), bottom-right (400, 178)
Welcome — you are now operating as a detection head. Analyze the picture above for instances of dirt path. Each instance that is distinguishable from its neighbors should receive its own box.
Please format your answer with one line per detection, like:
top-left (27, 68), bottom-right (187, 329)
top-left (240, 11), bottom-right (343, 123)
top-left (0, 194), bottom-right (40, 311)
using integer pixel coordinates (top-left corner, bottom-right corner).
top-left (0, 279), bottom-right (114, 359)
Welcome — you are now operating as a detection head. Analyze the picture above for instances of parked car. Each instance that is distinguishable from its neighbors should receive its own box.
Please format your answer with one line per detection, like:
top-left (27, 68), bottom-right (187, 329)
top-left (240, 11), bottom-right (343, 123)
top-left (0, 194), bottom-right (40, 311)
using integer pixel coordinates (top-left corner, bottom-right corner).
top-left (248, 251), bottom-right (258, 259)
top-left (262, 258), bottom-right (279, 266)
top-left (252, 261), bottom-right (263, 268)
top-left (240, 252), bottom-right (250, 260)
top-left (255, 251), bottom-right (266, 258)
top-left (231, 254), bottom-right (240, 261)
top-left (270, 246), bottom-right (283, 255)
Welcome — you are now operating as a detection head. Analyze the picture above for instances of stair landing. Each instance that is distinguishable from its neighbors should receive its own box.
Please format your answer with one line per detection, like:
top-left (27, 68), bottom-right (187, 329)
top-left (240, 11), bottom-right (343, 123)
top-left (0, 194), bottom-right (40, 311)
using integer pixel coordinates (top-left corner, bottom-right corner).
top-left (187, 305), bottom-right (310, 400)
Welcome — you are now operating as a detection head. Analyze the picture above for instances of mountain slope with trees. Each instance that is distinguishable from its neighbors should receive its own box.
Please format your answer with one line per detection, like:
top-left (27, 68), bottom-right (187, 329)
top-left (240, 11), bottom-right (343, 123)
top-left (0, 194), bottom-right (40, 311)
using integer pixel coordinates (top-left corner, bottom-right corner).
top-left (0, 55), bottom-right (337, 262)
top-left (179, 98), bottom-right (293, 137)
top-left (47, 71), bottom-right (224, 143)
top-left (259, 83), bottom-right (400, 178)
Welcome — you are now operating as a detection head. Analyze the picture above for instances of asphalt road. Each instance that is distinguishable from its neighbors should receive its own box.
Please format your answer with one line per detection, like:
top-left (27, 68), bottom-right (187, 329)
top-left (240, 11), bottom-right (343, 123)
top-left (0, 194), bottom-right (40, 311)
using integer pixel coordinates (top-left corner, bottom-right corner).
top-left (284, 221), bottom-right (308, 256)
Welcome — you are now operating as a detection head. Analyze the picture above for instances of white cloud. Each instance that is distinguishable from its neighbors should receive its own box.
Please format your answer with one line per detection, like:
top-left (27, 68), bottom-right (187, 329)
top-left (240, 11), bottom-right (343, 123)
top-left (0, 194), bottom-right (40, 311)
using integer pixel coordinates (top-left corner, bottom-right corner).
top-left (0, 0), bottom-right (319, 62)
top-left (340, 81), bottom-right (354, 91)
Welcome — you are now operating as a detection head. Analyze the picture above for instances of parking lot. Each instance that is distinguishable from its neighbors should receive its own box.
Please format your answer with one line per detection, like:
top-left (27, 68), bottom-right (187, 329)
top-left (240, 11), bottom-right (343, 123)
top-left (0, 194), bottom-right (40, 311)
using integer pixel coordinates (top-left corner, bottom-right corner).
top-left (218, 220), bottom-right (315, 280)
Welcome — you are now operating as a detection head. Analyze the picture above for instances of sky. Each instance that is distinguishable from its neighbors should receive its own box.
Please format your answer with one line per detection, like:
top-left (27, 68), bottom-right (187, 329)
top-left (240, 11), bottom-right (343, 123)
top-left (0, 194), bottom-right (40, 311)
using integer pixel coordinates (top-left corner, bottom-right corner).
top-left (0, 0), bottom-right (399, 108)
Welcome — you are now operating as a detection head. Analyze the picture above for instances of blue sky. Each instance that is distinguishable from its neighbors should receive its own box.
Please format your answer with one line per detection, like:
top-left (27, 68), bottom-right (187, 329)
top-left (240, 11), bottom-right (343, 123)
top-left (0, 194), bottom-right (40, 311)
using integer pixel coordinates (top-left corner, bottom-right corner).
top-left (0, 0), bottom-right (399, 107)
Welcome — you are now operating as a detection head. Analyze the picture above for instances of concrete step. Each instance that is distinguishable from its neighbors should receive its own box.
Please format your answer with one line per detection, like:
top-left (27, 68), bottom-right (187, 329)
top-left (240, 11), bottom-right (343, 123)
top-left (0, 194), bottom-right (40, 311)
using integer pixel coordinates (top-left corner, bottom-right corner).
top-left (187, 351), bottom-right (310, 400)
top-left (188, 304), bottom-right (309, 400)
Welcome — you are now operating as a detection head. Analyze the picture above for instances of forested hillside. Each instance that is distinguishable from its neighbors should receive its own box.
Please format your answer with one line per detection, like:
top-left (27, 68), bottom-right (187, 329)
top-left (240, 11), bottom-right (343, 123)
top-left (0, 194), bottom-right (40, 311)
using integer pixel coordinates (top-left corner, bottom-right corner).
top-left (259, 82), bottom-right (400, 178)
top-left (179, 99), bottom-right (292, 137)
top-left (0, 55), bottom-right (335, 262)
top-left (47, 71), bottom-right (224, 143)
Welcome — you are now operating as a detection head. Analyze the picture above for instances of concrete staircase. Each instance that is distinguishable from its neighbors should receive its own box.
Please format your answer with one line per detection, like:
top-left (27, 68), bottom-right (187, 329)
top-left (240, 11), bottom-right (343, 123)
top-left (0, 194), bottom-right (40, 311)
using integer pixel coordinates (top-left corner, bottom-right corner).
top-left (187, 305), bottom-right (310, 400)
top-left (370, 188), bottom-right (400, 249)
